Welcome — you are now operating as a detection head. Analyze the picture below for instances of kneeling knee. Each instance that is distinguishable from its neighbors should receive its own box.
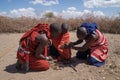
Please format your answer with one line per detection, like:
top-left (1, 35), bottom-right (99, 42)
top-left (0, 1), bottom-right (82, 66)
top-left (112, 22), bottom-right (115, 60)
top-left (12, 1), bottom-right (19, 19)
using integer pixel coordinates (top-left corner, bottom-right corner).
top-left (42, 64), bottom-right (50, 71)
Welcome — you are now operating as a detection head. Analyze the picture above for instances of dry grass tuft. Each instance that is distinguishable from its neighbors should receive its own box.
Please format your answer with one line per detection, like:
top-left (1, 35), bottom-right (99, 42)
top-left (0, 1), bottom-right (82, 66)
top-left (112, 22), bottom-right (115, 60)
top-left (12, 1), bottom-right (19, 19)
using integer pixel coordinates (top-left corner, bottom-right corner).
top-left (0, 16), bottom-right (120, 34)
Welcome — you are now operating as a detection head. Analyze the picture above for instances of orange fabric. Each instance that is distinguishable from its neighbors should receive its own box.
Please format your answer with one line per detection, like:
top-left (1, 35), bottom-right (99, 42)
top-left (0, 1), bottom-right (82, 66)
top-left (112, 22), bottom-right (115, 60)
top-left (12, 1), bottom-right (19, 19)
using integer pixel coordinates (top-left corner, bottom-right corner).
top-left (51, 32), bottom-right (71, 60)
top-left (17, 23), bottom-right (50, 71)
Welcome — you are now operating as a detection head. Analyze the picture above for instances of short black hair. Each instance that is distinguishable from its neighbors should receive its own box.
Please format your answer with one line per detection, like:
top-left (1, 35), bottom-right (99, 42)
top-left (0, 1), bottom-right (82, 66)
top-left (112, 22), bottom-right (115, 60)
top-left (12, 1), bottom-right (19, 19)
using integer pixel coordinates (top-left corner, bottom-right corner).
top-left (35, 33), bottom-right (48, 45)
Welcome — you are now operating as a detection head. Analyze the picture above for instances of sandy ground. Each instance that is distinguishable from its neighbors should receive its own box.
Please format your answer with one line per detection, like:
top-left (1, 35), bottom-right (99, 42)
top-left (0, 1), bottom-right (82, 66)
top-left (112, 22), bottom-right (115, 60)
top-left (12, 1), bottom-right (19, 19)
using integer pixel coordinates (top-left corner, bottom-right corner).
top-left (0, 32), bottom-right (120, 80)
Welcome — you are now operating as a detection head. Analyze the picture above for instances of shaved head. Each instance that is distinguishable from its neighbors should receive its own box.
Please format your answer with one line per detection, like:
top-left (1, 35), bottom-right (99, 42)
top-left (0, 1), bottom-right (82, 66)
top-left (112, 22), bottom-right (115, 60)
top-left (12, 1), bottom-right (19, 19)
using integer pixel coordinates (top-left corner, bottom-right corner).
top-left (61, 23), bottom-right (69, 34)
top-left (35, 33), bottom-right (48, 46)
top-left (77, 27), bottom-right (87, 40)
top-left (50, 23), bottom-right (62, 38)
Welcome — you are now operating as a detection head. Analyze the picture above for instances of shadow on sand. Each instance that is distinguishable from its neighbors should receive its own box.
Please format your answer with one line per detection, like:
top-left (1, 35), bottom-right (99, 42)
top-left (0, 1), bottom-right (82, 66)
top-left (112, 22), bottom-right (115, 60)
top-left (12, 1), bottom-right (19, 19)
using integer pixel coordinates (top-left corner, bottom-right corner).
top-left (70, 56), bottom-right (88, 67)
top-left (4, 63), bottom-right (42, 74)
top-left (53, 56), bottom-right (88, 72)
top-left (4, 56), bottom-right (88, 73)
top-left (4, 63), bottom-right (19, 73)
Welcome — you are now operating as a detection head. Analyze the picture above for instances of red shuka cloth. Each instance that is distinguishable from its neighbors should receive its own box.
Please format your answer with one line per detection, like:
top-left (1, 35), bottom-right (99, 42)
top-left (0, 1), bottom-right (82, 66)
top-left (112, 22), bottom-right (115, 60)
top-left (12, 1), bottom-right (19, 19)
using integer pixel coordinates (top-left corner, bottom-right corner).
top-left (17, 23), bottom-right (50, 71)
top-left (89, 29), bottom-right (108, 62)
top-left (51, 32), bottom-right (71, 61)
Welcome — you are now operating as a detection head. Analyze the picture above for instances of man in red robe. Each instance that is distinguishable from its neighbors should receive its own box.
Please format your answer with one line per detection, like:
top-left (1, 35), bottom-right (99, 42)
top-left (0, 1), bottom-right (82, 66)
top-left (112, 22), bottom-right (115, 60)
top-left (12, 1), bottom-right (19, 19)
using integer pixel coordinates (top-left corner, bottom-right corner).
top-left (16, 23), bottom-right (52, 71)
top-left (67, 22), bottom-right (108, 67)
top-left (16, 23), bottom-right (72, 72)
top-left (49, 23), bottom-right (71, 62)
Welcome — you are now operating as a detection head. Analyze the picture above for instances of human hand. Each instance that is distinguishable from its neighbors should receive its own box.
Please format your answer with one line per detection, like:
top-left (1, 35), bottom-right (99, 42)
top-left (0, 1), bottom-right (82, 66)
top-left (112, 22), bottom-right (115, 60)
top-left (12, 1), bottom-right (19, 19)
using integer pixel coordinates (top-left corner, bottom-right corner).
top-left (68, 42), bottom-right (74, 47)
top-left (46, 56), bottom-right (53, 61)
top-left (60, 43), bottom-right (69, 49)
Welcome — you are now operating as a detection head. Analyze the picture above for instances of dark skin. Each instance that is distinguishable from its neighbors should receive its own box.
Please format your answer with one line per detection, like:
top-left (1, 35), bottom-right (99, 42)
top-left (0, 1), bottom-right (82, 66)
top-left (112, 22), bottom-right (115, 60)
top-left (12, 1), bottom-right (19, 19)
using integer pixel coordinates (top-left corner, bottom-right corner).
top-left (50, 23), bottom-right (62, 38)
top-left (60, 23), bottom-right (72, 63)
top-left (61, 23), bottom-right (69, 34)
top-left (49, 23), bottom-right (62, 47)
top-left (60, 23), bottom-right (70, 49)
top-left (68, 27), bottom-right (99, 52)
top-left (50, 23), bottom-right (70, 63)
top-left (16, 33), bottom-right (51, 72)
top-left (35, 33), bottom-right (52, 60)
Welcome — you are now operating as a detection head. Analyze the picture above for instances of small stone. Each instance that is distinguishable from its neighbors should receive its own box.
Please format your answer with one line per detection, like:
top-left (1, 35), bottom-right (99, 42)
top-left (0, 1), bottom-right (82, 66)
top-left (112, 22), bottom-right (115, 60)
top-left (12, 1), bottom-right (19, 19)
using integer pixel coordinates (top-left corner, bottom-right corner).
top-left (103, 77), bottom-right (106, 79)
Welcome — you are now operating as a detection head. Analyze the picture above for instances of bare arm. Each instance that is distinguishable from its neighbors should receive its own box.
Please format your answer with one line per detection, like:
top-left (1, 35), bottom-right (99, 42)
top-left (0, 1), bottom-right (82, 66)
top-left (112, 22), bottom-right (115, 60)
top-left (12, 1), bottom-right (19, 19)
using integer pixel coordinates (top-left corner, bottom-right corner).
top-left (35, 44), bottom-right (52, 61)
top-left (35, 44), bottom-right (46, 60)
top-left (72, 39), bottom-right (83, 45)
top-left (72, 34), bottom-right (98, 51)
top-left (35, 33), bottom-right (50, 60)
top-left (60, 39), bottom-right (83, 49)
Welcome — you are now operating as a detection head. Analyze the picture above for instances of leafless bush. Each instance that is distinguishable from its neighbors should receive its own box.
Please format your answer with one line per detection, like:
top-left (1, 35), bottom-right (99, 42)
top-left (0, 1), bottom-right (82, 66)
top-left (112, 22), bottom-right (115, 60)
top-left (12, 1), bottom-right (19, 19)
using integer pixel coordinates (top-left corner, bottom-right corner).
top-left (0, 16), bottom-right (120, 34)
top-left (0, 16), bottom-right (40, 33)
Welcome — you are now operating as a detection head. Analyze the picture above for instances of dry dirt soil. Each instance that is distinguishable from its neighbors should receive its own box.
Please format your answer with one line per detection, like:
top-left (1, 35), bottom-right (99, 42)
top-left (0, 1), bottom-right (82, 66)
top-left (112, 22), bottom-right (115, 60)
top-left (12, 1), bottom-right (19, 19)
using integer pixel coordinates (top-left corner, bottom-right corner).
top-left (0, 32), bottom-right (120, 80)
